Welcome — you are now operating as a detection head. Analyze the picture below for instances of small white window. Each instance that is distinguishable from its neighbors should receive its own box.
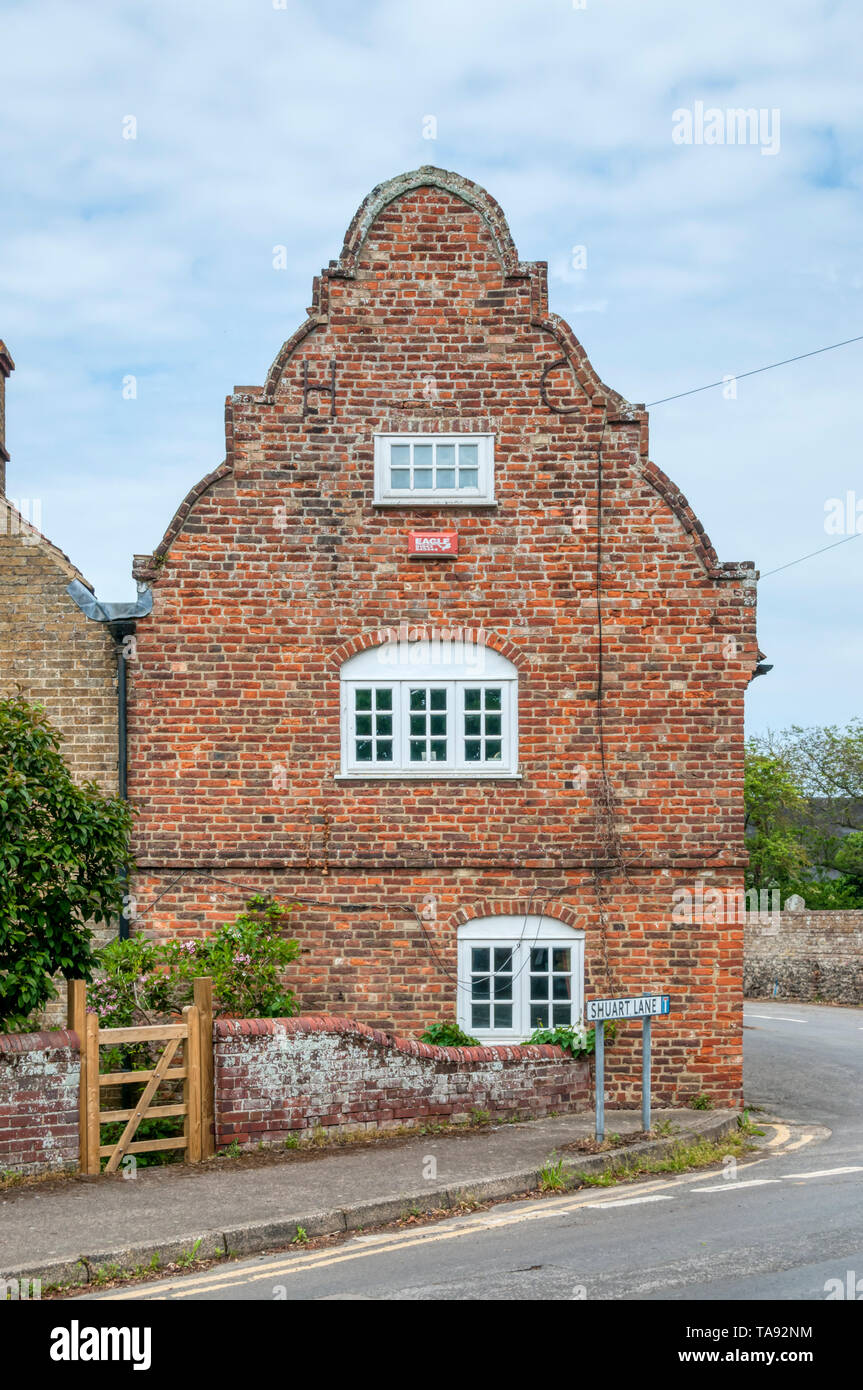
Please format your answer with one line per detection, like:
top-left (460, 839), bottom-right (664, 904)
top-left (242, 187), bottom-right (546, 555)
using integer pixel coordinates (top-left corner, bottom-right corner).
top-left (339, 637), bottom-right (518, 778)
top-left (457, 916), bottom-right (585, 1043)
top-left (373, 434), bottom-right (495, 505)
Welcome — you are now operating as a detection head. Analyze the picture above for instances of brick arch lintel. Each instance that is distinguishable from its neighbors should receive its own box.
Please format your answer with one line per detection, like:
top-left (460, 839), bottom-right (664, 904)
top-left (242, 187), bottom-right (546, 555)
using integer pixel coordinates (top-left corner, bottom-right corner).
top-left (449, 899), bottom-right (583, 932)
top-left (329, 624), bottom-right (529, 673)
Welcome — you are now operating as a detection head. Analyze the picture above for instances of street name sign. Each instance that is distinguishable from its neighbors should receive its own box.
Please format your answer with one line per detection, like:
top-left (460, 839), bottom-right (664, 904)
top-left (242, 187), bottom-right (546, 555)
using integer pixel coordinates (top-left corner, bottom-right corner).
top-left (587, 994), bottom-right (673, 1140)
top-left (586, 994), bottom-right (671, 1023)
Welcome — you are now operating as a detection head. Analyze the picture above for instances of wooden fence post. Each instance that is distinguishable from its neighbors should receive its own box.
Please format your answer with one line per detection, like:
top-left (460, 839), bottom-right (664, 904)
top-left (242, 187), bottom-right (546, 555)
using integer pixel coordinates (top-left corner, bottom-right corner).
top-left (194, 977), bottom-right (215, 1159)
top-left (183, 1004), bottom-right (202, 1164)
top-left (84, 1011), bottom-right (101, 1175)
top-left (67, 980), bottom-right (88, 1173)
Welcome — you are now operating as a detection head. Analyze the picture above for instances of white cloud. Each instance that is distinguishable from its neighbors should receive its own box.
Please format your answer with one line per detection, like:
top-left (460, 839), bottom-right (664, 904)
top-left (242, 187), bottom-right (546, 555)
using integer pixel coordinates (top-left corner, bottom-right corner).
top-left (0, 0), bottom-right (860, 732)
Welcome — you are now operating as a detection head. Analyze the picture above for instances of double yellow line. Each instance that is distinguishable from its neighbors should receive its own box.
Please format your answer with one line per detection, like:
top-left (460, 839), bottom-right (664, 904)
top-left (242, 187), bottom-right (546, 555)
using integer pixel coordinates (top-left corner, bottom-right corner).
top-left (94, 1121), bottom-right (817, 1301)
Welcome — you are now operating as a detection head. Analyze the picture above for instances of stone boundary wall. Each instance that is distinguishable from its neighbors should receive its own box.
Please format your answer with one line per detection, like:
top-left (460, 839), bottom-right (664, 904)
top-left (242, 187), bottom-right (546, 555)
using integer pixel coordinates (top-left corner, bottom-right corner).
top-left (744, 910), bottom-right (863, 1004)
top-left (0, 1029), bottom-right (80, 1175)
top-left (214, 1014), bottom-right (590, 1147)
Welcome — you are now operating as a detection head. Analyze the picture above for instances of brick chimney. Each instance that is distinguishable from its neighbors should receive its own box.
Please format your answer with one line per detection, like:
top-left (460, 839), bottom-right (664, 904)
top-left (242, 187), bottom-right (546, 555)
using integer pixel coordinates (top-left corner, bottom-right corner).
top-left (0, 340), bottom-right (14, 496)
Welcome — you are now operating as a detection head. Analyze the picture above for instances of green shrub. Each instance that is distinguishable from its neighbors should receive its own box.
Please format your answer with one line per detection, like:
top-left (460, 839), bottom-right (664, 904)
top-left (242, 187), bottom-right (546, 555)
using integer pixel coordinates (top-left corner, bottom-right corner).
top-left (89, 896), bottom-right (302, 1028)
top-left (87, 937), bottom-right (173, 1028)
top-left (419, 1021), bottom-right (480, 1047)
top-left (521, 1021), bottom-right (616, 1058)
top-left (160, 895), bottom-right (301, 1019)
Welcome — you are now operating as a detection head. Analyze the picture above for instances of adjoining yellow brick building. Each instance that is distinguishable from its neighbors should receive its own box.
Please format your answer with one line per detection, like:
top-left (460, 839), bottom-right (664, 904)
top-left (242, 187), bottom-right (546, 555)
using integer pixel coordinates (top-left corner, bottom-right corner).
top-left (0, 341), bottom-right (120, 1021)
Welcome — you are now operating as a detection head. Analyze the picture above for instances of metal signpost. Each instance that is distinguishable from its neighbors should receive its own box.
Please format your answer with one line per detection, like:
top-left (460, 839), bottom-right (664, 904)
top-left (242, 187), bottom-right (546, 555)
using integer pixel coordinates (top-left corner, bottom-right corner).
top-left (585, 994), bottom-right (672, 1141)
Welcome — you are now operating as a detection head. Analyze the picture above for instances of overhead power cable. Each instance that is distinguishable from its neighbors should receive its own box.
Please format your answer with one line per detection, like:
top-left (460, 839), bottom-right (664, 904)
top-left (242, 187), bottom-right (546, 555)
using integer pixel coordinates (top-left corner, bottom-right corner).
top-left (759, 530), bottom-right (861, 579)
top-left (645, 333), bottom-right (863, 407)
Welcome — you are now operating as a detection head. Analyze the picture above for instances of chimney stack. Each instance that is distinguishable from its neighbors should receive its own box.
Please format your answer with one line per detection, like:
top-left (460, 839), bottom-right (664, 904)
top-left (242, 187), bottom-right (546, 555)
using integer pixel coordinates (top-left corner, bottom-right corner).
top-left (0, 341), bottom-right (14, 497)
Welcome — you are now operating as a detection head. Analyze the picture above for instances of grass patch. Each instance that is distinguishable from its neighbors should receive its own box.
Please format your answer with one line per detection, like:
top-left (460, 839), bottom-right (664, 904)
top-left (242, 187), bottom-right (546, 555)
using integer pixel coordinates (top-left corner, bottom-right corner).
top-left (737, 1109), bottom-right (766, 1137)
top-left (575, 1130), bottom-right (749, 1188)
top-left (539, 1155), bottom-right (568, 1192)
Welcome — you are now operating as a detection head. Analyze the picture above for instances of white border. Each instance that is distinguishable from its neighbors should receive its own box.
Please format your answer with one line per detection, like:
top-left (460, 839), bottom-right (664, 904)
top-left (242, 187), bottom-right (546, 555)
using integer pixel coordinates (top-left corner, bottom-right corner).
top-left (373, 433), bottom-right (495, 506)
top-left (456, 916), bottom-right (586, 1043)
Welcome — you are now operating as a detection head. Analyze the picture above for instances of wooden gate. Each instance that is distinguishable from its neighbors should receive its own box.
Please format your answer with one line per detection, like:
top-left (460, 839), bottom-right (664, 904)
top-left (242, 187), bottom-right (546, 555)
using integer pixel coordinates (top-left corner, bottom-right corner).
top-left (67, 977), bottom-right (215, 1174)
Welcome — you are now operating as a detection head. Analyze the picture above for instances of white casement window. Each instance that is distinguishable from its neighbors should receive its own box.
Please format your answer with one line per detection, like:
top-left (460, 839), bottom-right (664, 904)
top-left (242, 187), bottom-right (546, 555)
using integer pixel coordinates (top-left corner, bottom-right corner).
top-left (373, 434), bottom-right (495, 505)
top-left (457, 917), bottom-right (585, 1043)
top-left (339, 637), bottom-right (518, 778)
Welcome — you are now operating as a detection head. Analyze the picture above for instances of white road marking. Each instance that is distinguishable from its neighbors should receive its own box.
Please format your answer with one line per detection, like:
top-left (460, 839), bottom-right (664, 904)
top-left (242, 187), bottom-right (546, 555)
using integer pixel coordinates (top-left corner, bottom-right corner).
top-left (588, 1195), bottom-right (673, 1209)
top-left (781, 1166), bottom-right (863, 1180)
top-left (744, 1014), bottom-right (807, 1023)
top-left (694, 1179), bottom-right (782, 1193)
top-left (87, 1123), bottom-right (835, 1301)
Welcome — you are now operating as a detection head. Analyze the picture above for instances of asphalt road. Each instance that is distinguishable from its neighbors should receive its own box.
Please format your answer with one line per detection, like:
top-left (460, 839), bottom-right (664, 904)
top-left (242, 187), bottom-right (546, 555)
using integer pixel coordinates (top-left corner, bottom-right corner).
top-left (98, 1002), bottom-right (863, 1301)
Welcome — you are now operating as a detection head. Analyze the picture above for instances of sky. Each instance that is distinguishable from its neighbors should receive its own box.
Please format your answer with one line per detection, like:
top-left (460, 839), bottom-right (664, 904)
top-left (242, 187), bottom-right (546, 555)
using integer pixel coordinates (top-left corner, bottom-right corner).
top-left (0, 0), bottom-right (860, 737)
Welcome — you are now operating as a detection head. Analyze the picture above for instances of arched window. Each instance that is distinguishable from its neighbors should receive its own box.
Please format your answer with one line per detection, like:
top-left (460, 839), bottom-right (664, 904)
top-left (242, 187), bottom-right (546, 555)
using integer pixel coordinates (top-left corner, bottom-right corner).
top-left (457, 916), bottom-right (585, 1042)
top-left (339, 636), bottom-right (518, 778)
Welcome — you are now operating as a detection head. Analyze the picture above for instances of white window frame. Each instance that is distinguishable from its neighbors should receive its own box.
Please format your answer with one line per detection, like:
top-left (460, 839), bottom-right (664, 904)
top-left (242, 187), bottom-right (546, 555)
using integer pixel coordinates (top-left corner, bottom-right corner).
top-left (457, 916), bottom-right (585, 1044)
top-left (373, 433), bottom-right (495, 505)
top-left (339, 638), bottom-right (518, 779)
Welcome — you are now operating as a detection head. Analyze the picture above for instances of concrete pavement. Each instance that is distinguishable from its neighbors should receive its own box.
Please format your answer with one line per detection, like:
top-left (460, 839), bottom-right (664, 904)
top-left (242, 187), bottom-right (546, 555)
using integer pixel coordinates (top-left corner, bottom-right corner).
top-left (85, 1001), bottom-right (863, 1301)
top-left (0, 1107), bottom-right (735, 1290)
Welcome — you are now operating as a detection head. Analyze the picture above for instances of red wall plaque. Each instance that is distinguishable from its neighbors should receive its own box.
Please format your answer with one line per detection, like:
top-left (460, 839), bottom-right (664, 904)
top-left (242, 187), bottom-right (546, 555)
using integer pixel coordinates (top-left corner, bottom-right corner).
top-left (408, 530), bottom-right (458, 557)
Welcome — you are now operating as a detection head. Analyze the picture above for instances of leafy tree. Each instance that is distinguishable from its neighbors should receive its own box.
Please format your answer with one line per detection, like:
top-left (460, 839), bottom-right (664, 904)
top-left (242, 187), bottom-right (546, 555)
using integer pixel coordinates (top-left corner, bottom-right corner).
top-left (746, 723), bottom-right (863, 906)
top-left (0, 695), bottom-right (133, 1031)
top-left (833, 831), bottom-right (863, 890)
top-left (743, 747), bottom-right (810, 890)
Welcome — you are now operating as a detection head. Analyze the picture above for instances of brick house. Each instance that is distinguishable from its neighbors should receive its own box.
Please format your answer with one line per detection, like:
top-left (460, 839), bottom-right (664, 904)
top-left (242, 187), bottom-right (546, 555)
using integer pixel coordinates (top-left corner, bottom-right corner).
top-left (128, 167), bottom-right (759, 1106)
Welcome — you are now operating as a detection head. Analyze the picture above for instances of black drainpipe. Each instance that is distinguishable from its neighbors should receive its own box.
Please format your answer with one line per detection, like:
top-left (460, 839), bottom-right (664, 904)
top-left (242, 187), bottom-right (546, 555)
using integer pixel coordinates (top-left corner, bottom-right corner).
top-left (67, 580), bottom-right (153, 941)
top-left (108, 617), bottom-right (135, 939)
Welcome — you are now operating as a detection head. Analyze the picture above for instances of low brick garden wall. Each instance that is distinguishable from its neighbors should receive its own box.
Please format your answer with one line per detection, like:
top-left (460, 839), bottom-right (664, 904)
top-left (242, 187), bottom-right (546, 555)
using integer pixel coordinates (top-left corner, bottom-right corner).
top-left (214, 1014), bottom-right (590, 1147)
top-left (0, 1029), bottom-right (80, 1175)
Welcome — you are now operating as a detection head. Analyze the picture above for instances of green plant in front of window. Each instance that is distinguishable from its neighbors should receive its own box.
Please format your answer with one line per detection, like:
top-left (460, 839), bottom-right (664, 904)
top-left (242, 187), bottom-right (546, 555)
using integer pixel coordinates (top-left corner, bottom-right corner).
top-left (419, 1021), bottom-right (480, 1047)
top-left (521, 1020), bottom-right (616, 1058)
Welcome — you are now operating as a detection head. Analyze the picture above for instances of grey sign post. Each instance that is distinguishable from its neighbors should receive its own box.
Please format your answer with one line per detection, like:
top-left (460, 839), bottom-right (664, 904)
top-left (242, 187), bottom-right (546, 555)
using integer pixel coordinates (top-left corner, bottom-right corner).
top-left (585, 994), bottom-right (671, 1142)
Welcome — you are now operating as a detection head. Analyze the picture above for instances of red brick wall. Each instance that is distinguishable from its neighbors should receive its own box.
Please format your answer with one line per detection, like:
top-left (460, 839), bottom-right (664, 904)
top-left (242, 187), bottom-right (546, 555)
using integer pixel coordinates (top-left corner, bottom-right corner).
top-left (214, 1014), bottom-right (589, 1146)
top-left (0, 1029), bottom-right (79, 1174)
top-left (127, 168), bottom-right (756, 1107)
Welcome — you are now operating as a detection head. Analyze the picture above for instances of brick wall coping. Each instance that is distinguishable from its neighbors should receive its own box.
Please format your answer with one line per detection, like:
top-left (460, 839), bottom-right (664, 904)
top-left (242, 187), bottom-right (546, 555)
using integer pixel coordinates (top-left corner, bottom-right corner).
top-left (214, 1013), bottom-right (576, 1064)
top-left (0, 1027), bottom-right (79, 1055)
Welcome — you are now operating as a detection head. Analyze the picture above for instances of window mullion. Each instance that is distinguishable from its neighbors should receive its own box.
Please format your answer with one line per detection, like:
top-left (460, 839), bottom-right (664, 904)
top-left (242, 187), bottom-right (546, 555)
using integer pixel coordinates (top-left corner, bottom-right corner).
top-left (445, 681), bottom-right (455, 768)
top-left (514, 942), bottom-right (525, 1037)
top-left (397, 682), bottom-right (408, 770)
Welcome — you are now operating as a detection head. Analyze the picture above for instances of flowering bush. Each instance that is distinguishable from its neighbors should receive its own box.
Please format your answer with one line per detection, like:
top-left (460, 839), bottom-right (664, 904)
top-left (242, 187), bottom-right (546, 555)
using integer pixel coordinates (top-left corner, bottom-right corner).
top-left (161, 896), bottom-right (301, 1019)
top-left (88, 896), bottom-right (301, 1026)
top-left (86, 937), bottom-right (173, 1028)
